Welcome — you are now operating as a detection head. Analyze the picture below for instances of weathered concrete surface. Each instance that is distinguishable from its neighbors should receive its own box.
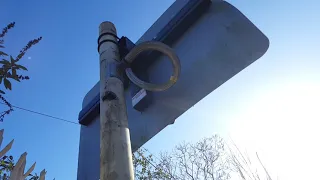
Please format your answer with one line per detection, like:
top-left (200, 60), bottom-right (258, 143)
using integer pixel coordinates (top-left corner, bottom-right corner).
top-left (98, 22), bottom-right (134, 180)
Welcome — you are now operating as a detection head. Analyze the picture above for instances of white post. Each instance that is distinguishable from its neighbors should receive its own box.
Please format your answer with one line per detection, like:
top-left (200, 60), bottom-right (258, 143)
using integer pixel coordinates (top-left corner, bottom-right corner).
top-left (98, 22), bottom-right (134, 180)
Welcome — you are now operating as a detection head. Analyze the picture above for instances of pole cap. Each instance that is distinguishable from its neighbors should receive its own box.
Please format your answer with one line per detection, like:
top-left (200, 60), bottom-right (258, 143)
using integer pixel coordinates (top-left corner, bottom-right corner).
top-left (99, 21), bottom-right (117, 35)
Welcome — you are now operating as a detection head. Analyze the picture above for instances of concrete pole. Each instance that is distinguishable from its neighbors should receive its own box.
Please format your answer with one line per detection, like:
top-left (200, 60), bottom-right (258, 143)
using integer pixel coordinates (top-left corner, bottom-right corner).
top-left (98, 22), bottom-right (134, 180)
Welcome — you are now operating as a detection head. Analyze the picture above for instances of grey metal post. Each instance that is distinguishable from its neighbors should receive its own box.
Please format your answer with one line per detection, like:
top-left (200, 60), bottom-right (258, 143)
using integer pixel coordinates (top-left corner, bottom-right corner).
top-left (98, 21), bottom-right (134, 180)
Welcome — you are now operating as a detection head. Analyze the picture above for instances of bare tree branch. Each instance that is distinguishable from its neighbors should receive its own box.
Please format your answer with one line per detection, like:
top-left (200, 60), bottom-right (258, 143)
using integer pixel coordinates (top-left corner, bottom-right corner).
top-left (134, 135), bottom-right (231, 180)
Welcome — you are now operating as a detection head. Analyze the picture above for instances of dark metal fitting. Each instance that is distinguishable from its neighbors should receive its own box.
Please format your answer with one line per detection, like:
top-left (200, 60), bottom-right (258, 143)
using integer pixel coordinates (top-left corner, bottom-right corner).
top-left (97, 32), bottom-right (119, 52)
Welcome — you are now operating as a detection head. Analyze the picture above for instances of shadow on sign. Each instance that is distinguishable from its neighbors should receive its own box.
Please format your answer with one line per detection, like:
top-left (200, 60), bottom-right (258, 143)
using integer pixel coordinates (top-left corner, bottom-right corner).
top-left (77, 0), bottom-right (269, 179)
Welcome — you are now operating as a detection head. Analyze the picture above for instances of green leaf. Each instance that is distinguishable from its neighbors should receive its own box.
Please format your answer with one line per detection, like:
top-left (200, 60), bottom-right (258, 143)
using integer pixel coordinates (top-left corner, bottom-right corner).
top-left (17, 64), bottom-right (27, 71)
top-left (11, 75), bottom-right (20, 82)
top-left (0, 90), bottom-right (5, 94)
top-left (0, 59), bottom-right (9, 65)
top-left (11, 68), bottom-right (17, 76)
top-left (0, 51), bottom-right (8, 57)
top-left (10, 55), bottom-right (15, 63)
top-left (3, 78), bottom-right (11, 90)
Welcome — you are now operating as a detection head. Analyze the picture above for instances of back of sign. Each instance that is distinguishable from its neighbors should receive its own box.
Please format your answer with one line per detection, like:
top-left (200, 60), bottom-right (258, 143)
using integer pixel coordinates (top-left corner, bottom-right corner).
top-left (77, 1), bottom-right (269, 179)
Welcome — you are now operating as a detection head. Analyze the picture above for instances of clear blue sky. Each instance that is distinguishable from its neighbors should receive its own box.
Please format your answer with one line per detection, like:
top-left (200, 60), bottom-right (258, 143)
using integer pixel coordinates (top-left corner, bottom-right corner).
top-left (1, 0), bottom-right (319, 179)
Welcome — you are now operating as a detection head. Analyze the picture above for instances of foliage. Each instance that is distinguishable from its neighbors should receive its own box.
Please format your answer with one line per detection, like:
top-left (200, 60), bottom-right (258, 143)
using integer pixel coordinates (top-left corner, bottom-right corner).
top-left (133, 135), bottom-right (231, 180)
top-left (0, 155), bottom-right (43, 180)
top-left (0, 22), bottom-right (44, 179)
top-left (227, 141), bottom-right (273, 180)
top-left (133, 148), bottom-right (170, 180)
top-left (134, 135), bottom-right (274, 180)
top-left (0, 22), bottom-right (42, 122)
top-left (0, 155), bottom-right (14, 179)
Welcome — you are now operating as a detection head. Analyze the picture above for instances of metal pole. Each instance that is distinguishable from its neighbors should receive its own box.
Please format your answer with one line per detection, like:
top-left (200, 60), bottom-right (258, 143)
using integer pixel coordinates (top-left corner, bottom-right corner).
top-left (98, 21), bottom-right (134, 180)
